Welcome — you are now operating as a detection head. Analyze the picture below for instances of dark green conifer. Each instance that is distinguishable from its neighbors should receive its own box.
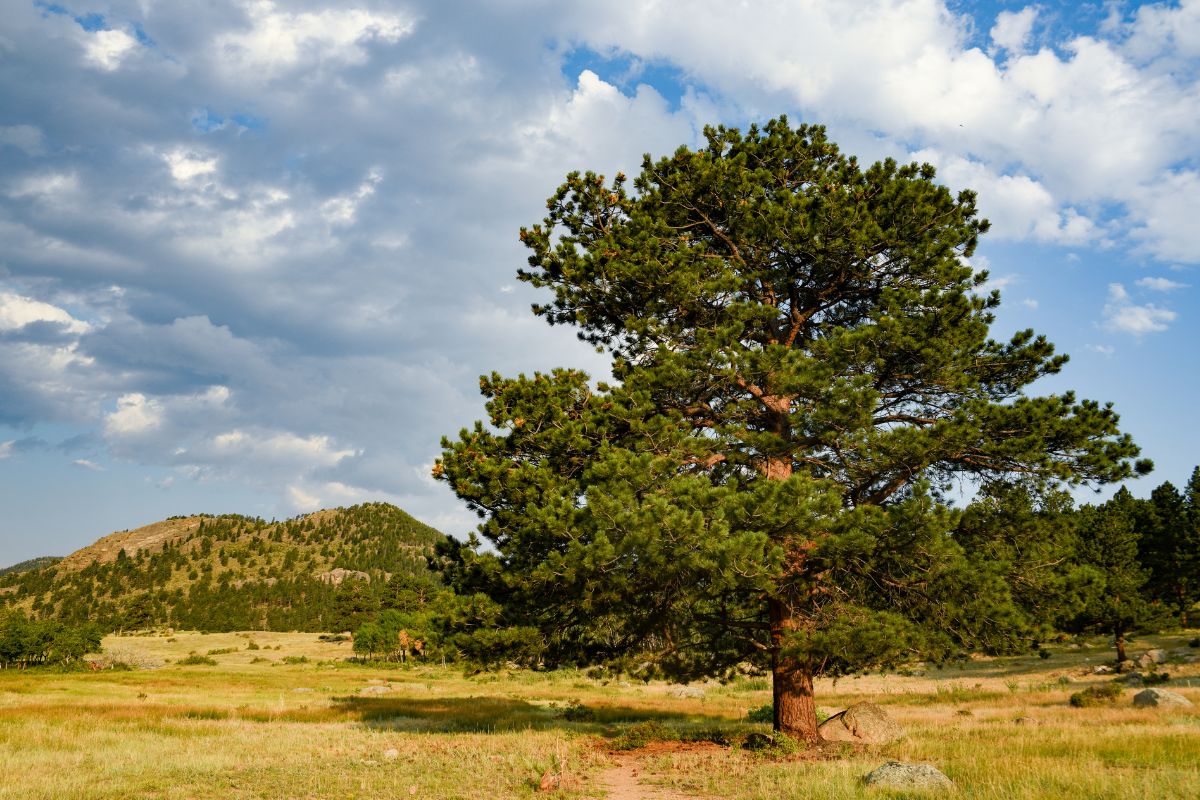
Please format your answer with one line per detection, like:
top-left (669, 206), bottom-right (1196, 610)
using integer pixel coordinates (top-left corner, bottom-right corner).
top-left (1072, 489), bottom-right (1162, 662)
top-left (438, 119), bottom-right (1149, 742)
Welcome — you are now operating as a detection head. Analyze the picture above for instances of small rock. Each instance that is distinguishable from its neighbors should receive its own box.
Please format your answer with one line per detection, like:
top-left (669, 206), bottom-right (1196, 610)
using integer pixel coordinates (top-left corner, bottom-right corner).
top-left (1143, 649), bottom-right (1167, 664)
top-left (819, 702), bottom-right (903, 744)
top-left (1092, 665), bottom-right (1115, 675)
top-left (359, 685), bottom-right (392, 695)
top-left (1013, 716), bottom-right (1040, 726)
top-left (1119, 672), bottom-right (1144, 686)
top-left (1183, 655), bottom-right (1200, 664)
top-left (863, 761), bottom-right (954, 792)
top-left (1132, 688), bottom-right (1193, 709)
top-left (669, 686), bottom-right (706, 699)
top-left (382, 748), bottom-right (400, 761)
top-left (1137, 653), bottom-right (1160, 670)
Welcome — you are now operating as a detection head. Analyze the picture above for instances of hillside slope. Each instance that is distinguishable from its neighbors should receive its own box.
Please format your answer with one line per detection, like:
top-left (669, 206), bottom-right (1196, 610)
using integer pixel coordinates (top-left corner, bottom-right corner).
top-left (0, 503), bottom-right (449, 632)
top-left (0, 556), bottom-right (63, 578)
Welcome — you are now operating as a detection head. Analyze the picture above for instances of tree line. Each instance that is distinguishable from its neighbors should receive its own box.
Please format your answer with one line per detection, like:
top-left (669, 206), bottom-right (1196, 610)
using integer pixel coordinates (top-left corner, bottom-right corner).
top-left (0, 610), bottom-right (102, 669)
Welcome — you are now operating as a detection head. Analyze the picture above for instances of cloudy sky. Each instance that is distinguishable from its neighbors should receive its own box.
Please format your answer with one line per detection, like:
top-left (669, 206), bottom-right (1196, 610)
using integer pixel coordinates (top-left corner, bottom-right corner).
top-left (1, 0), bottom-right (1197, 564)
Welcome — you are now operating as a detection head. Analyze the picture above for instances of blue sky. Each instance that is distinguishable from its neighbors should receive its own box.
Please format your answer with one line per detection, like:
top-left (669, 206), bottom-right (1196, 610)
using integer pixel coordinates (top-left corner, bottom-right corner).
top-left (1, 0), bottom-right (1197, 565)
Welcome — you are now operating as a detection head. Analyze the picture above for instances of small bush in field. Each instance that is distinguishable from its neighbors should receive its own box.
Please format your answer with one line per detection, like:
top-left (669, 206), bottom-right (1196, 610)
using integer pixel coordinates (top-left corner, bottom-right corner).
top-left (1069, 683), bottom-right (1122, 707)
top-left (612, 720), bottom-right (677, 750)
top-left (177, 654), bottom-right (218, 666)
top-left (558, 700), bottom-right (595, 722)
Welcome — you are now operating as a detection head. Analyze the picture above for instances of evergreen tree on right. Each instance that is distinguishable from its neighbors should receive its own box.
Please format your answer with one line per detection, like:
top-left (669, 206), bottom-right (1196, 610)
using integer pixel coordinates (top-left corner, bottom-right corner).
top-left (1138, 470), bottom-right (1200, 626)
top-left (1071, 489), bottom-right (1163, 664)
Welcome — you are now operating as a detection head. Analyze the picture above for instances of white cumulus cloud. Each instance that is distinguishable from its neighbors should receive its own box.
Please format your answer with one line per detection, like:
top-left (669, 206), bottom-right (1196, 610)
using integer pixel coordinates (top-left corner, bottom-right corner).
top-left (216, 1), bottom-right (416, 78)
top-left (1136, 276), bottom-right (1188, 292)
top-left (105, 393), bottom-right (165, 436)
top-left (991, 7), bottom-right (1038, 54)
top-left (84, 28), bottom-right (138, 71)
top-left (1103, 282), bottom-right (1177, 336)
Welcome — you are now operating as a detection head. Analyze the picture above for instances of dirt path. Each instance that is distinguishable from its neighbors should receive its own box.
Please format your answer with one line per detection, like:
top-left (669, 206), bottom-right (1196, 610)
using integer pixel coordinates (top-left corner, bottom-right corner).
top-left (594, 750), bottom-right (702, 800)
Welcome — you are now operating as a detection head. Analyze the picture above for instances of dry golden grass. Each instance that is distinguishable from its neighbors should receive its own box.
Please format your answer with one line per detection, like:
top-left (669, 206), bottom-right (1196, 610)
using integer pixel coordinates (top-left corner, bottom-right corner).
top-left (0, 631), bottom-right (1196, 799)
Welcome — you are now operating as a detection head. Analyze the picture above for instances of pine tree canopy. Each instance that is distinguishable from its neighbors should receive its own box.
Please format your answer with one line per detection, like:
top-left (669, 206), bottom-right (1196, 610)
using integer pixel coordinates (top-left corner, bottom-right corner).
top-left (437, 118), bottom-right (1149, 741)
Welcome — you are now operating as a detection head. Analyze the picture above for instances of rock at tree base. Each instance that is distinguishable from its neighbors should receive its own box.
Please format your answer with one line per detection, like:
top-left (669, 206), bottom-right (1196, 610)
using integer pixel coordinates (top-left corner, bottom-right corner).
top-left (863, 761), bottom-right (954, 792)
top-left (1137, 650), bottom-right (1167, 669)
top-left (818, 703), bottom-right (903, 744)
top-left (1132, 688), bottom-right (1193, 708)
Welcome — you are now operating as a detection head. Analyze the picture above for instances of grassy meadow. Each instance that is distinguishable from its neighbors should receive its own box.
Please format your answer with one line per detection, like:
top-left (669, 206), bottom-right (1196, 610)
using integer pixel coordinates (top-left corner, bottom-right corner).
top-left (0, 631), bottom-right (1196, 799)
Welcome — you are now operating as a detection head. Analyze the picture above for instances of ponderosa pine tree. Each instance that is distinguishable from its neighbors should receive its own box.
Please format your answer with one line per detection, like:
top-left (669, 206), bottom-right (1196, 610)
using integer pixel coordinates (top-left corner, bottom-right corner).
top-left (436, 118), bottom-right (1149, 742)
top-left (1072, 489), bottom-right (1161, 663)
top-left (954, 482), bottom-right (1093, 636)
top-left (1139, 473), bottom-right (1200, 626)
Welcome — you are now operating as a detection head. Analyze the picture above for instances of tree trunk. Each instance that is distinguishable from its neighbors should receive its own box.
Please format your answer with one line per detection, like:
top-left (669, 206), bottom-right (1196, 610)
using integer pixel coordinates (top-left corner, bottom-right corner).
top-left (1115, 632), bottom-right (1127, 664)
top-left (769, 597), bottom-right (821, 743)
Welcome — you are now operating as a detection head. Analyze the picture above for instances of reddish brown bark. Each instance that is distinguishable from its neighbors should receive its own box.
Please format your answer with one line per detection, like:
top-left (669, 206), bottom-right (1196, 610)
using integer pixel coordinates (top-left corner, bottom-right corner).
top-left (769, 597), bottom-right (822, 743)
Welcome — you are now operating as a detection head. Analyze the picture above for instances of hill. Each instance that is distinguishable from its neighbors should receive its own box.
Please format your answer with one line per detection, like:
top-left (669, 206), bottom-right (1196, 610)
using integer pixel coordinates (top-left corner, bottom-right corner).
top-left (0, 503), bottom-right (450, 632)
top-left (0, 556), bottom-right (62, 578)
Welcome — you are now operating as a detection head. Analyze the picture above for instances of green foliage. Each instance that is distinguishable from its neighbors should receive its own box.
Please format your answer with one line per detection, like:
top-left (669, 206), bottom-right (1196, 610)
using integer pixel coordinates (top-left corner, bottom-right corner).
top-left (0, 557), bottom-right (62, 578)
top-left (746, 704), bottom-right (774, 723)
top-left (611, 720), bottom-right (677, 750)
top-left (557, 700), bottom-right (596, 722)
top-left (176, 654), bottom-right (218, 666)
top-left (955, 482), bottom-right (1095, 641)
top-left (1068, 683), bottom-right (1122, 707)
top-left (0, 503), bottom-right (449, 634)
top-left (438, 117), bottom-right (1147, 738)
top-left (0, 610), bottom-right (101, 667)
top-left (1069, 489), bottom-right (1165, 661)
top-left (1137, 470), bottom-right (1200, 625)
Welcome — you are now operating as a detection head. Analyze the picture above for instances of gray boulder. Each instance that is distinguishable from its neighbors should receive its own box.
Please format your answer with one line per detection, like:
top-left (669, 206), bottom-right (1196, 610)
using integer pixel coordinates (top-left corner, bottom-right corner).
top-left (669, 685), bottom-right (706, 699)
top-left (1137, 650), bottom-right (1167, 669)
top-left (1132, 688), bottom-right (1192, 709)
top-left (863, 761), bottom-right (953, 792)
top-left (359, 685), bottom-right (392, 695)
top-left (819, 702), bottom-right (903, 744)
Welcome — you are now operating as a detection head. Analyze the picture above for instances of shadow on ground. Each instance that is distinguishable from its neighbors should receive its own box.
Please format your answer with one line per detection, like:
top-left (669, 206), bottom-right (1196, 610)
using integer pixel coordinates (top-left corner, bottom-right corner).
top-left (331, 694), bottom-right (731, 735)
